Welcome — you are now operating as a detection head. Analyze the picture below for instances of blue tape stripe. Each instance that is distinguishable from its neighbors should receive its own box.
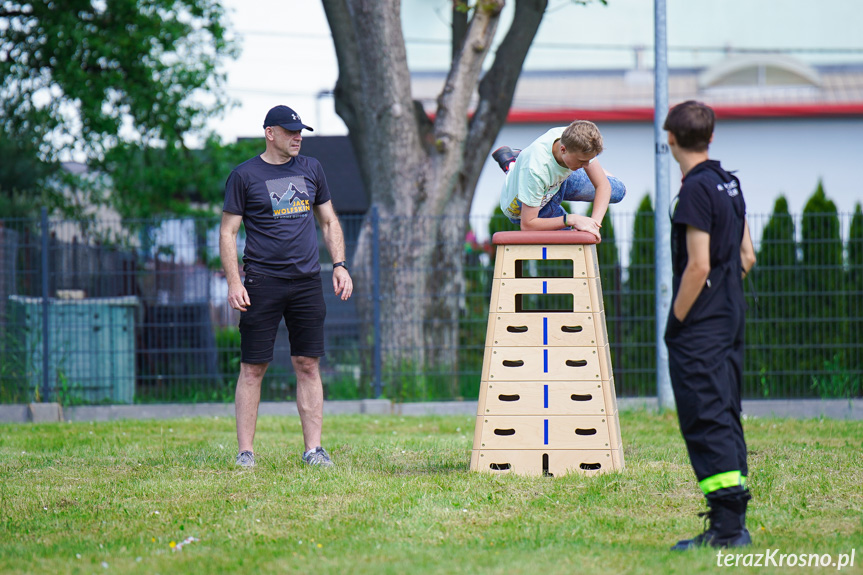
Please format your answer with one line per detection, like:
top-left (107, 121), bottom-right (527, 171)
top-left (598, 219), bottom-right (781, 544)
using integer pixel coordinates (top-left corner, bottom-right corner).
top-left (543, 280), bottom-right (547, 294)
top-left (543, 349), bottom-right (548, 373)
top-left (542, 247), bottom-right (547, 260)
top-left (544, 419), bottom-right (549, 445)
top-left (544, 384), bottom-right (549, 409)
top-left (543, 317), bottom-right (548, 345)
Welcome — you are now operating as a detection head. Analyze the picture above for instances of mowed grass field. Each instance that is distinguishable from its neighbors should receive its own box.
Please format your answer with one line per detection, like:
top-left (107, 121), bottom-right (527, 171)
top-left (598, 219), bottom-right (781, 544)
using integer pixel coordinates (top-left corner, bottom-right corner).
top-left (0, 410), bottom-right (861, 575)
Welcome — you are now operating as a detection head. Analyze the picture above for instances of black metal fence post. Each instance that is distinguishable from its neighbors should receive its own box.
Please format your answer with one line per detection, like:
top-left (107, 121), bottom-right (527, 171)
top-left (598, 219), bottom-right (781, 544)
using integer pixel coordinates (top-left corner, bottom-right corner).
top-left (40, 207), bottom-right (51, 402)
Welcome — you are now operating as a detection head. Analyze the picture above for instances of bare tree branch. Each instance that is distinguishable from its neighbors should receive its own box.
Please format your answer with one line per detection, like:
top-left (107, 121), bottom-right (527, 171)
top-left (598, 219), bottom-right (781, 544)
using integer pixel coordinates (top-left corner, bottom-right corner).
top-left (458, 0), bottom-right (548, 207)
top-left (451, 1), bottom-right (469, 63)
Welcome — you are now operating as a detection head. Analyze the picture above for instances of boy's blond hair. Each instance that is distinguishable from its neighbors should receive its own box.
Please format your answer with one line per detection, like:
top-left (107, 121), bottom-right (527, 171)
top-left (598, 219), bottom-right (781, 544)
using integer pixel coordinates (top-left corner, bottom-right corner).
top-left (560, 120), bottom-right (603, 156)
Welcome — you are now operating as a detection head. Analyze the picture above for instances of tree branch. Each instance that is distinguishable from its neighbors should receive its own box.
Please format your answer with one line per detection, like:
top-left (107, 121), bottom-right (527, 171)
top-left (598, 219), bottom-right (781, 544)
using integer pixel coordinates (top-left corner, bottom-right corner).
top-left (433, 0), bottom-right (503, 156)
top-left (322, 0), bottom-right (422, 213)
top-left (321, 0), bottom-right (363, 131)
top-left (458, 0), bottom-right (547, 206)
top-left (451, 1), bottom-right (469, 64)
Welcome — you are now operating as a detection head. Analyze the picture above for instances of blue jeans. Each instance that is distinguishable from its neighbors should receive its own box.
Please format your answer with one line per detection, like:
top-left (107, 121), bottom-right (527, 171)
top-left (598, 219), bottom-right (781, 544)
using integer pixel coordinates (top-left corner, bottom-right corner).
top-left (509, 170), bottom-right (627, 223)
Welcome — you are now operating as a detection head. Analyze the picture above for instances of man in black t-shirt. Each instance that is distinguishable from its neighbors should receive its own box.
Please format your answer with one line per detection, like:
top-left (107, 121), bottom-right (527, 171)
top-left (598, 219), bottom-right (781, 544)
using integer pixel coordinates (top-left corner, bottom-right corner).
top-left (220, 105), bottom-right (353, 469)
top-left (663, 101), bottom-right (757, 550)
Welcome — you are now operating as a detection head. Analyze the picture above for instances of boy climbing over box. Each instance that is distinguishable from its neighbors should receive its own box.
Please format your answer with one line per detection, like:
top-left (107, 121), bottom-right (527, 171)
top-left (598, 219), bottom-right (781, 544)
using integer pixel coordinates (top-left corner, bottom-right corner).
top-left (494, 120), bottom-right (626, 240)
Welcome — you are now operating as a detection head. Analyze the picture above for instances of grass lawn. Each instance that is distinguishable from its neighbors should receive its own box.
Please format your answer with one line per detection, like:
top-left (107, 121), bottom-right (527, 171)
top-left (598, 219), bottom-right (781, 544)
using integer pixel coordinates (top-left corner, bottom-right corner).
top-left (0, 410), bottom-right (861, 574)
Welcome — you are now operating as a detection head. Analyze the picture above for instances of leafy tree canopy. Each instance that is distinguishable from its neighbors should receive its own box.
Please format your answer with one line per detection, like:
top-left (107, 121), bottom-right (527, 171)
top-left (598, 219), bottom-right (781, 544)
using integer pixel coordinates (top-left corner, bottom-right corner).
top-left (1, 0), bottom-right (237, 217)
top-left (1, 0), bottom-right (235, 157)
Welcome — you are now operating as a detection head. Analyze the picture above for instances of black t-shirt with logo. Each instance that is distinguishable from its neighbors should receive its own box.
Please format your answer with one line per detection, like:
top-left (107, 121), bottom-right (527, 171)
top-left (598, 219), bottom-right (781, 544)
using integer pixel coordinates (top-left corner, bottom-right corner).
top-left (223, 155), bottom-right (331, 279)
top-left (670, 159), bottom-right (746, 298)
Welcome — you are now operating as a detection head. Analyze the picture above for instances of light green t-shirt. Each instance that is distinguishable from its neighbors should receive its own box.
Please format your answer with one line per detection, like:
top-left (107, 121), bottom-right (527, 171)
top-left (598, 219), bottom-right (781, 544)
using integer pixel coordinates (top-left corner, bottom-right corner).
top-left (500, 127), bottom-right (571, 220)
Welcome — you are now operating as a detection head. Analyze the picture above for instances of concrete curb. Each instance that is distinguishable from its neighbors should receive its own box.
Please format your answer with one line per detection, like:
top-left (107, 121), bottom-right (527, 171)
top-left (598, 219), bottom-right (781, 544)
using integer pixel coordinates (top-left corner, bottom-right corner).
top-left (0, 398), bottom-right (860, 424)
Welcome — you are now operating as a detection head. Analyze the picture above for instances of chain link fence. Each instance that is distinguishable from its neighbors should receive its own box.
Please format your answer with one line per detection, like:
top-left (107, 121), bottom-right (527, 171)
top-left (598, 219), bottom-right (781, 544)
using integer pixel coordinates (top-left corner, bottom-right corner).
top-left (0, 207), bottom-right (860, 405)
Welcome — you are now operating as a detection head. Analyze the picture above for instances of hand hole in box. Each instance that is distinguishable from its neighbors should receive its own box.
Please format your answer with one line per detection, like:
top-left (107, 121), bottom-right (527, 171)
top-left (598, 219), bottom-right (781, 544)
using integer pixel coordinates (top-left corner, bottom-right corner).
top-left (506, 325), bottom-right (528, 333)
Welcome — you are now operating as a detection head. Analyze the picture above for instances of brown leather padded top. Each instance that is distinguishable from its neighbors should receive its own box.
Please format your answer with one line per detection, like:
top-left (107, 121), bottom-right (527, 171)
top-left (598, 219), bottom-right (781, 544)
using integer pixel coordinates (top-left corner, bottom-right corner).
top-left (492, 230), bottom-right (600, 245)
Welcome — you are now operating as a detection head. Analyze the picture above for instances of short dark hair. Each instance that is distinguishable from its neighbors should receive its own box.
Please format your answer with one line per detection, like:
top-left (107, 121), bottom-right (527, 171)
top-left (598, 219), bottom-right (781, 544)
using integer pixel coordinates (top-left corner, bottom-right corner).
top-left (561, 120), bottom-right (603, 156)
top-left (663, 100), bottom-right (714, 152)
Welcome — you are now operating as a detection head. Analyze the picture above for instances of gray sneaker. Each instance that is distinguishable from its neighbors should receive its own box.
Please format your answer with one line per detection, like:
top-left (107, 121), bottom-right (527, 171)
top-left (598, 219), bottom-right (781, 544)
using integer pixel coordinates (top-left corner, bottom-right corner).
top-left (236, 450), bottom-right (255, 468)
top-left (302, 446), bottom-right (334, 467)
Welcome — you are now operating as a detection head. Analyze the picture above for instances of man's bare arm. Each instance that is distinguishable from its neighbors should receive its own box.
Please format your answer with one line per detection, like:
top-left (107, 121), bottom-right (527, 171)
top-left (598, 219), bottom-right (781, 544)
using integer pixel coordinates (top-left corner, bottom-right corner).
top-left (220, 211), bottom-right (249, 311)
top-left (314, 201), bottom-right (353, 301)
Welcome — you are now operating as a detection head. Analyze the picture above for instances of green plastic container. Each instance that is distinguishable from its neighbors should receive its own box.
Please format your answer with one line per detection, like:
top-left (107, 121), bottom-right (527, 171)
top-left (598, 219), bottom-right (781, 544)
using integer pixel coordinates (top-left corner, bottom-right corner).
top-left (7, 295), bottom-right (139, 404)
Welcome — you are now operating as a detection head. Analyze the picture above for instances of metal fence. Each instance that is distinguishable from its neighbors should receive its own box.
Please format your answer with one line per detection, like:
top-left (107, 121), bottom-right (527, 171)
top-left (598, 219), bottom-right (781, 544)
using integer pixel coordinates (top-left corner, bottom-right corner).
top-left (0, 208), bottom-right (860, 405)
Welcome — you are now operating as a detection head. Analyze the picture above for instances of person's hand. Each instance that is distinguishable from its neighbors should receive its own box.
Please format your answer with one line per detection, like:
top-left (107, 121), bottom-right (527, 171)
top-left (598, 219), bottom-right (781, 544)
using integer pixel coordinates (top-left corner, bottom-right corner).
top-left (333, 267), bottom-right (353, 301)
top-left (569, 214), bottom-right (602, 241)
top-left (227, 282), bottom-right (250, 312)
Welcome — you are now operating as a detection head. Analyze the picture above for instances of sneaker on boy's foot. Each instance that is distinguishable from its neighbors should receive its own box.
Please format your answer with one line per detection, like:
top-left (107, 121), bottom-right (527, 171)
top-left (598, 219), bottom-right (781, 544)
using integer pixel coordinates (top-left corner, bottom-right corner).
top-left (236, 450), bottom-right (255, 468)
top-left (492, 146), bottom-right (520, 173)
top-left (302, 446), bottom-right (334, 467)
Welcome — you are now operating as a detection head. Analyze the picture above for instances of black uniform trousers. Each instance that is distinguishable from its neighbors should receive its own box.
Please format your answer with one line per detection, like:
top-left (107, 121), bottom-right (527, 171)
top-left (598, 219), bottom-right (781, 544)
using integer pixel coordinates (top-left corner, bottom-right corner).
top-left (665, 262), bottom-right (748, 488)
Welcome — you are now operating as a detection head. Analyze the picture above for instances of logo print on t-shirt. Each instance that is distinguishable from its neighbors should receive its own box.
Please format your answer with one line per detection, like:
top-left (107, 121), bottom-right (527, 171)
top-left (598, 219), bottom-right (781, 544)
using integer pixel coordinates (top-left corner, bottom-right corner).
top-left (717, 180), bottom-right (739, 198)
top-left (266, 176), bottom-right (311, 219)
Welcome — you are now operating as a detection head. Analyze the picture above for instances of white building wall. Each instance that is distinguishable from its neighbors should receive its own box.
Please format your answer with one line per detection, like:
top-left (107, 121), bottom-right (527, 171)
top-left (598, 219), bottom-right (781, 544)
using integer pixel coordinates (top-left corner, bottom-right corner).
top-left (474, 117), bottom-right (863, 243)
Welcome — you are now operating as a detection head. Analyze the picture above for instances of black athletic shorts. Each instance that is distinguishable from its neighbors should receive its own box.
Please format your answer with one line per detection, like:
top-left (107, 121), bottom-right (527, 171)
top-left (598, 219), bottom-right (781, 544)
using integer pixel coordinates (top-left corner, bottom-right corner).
top-left (239, 272), bottom-right (327, 363)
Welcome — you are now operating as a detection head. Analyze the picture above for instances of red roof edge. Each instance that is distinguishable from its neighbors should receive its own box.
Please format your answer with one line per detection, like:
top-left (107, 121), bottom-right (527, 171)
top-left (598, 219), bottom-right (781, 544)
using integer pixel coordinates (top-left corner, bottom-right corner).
top-left (506, 104), bottom-right (863, 123)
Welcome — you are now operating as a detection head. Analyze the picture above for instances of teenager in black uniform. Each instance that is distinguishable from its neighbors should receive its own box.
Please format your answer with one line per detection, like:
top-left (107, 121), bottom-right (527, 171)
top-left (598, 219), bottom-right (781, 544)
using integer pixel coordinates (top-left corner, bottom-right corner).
top-left (663, 101), bottom-right (757, 550)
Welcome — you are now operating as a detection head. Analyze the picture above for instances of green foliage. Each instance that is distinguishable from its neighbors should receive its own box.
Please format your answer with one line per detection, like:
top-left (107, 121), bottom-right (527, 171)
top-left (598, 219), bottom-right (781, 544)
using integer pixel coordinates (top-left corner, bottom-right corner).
top-left (810, 352), bottom-right (862, 400)
top-left (0, 323), bottom-right (28, 403)
top-left (593, 210), bottom-right (624, 379)
top-left (0, 128), bottom-right (60, 218)
top-left (215, 326), bottom-right (241, 383)
top-left (749, 186), bottom-right (861, 398)
top-left (459, 233), bottom-right (494, 400)
top-left (1, 0), bottom-right (236, 157)
top-left (99, 137), bottom-right (262, 219)
top-left (750, 195), bottom-right (799, 397)
top-left (487, 205), bottom-right (518, 238)
top-left (1, 0), bottom-right (238, 217)
top-left (622, 195), bottom-right (656, 396)
top-left (849, 203), bottom-right (863, 278)
top-left (325, 370), bottom-right (362, 400)
top-left (800, 181), bottom-right (846, 381)
top-left (845, 203), bottom-right (863, 394)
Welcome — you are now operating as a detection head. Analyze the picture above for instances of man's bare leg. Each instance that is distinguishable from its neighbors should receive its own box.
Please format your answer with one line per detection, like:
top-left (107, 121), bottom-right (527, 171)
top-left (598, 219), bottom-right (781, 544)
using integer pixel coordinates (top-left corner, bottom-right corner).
top-left (236, 362), bottom-right (268, 453)
top-left (293, 356), bottom-right (323, 451)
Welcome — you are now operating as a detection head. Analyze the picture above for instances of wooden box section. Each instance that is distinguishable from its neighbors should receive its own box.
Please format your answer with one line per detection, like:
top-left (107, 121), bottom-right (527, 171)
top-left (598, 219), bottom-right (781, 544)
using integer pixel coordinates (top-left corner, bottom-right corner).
top-left (476, 380), bottom-right (613, 416)
top-left (493, 244), bottom-right (599, 279)
top-left (489, 278), bottom-right (603, 313)
top-left (470, 447), bottom-right (624, 476)
top-left (482, 345), bottom-right (612, 382)
top-left (485, 312), bottom-right (605, 348)
top-left (473, 415), bottom-right (616, 450)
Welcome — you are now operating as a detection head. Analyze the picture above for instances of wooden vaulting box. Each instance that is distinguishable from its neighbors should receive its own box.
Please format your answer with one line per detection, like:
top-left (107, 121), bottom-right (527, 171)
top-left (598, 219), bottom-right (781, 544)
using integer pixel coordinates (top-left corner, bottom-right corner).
top-left (470, 231), bottom-right (624, 477)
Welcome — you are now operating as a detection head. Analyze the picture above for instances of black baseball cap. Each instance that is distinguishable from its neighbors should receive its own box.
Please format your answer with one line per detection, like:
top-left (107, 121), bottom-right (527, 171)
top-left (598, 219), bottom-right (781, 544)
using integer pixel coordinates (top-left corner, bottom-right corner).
top-left (263, 105), bottom-right (313, 132)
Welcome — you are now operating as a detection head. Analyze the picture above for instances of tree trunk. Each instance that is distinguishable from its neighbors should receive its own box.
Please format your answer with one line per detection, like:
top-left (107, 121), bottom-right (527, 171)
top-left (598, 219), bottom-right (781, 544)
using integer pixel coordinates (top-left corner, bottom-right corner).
top-left (321, 0), bottom-right (548, 396)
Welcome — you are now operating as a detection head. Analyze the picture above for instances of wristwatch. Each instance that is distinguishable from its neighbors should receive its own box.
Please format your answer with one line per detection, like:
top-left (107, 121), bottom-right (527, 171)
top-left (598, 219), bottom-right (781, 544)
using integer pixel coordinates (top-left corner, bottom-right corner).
top-left (333, 261), bottom-right (348, 272)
